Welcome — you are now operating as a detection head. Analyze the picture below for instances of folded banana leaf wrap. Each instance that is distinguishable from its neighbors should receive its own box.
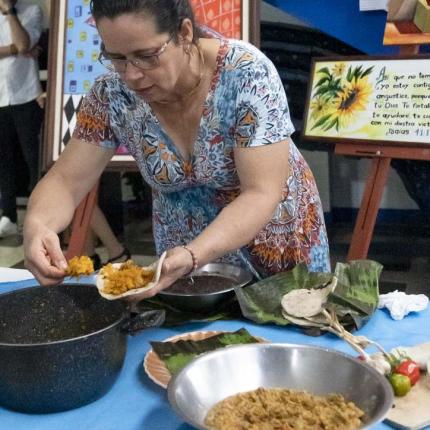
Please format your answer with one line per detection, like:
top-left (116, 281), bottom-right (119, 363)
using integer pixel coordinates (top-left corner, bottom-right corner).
top-left (150, 328), bottom-right (261, 375)
top-left (235, 260), bottom-right (383, 332)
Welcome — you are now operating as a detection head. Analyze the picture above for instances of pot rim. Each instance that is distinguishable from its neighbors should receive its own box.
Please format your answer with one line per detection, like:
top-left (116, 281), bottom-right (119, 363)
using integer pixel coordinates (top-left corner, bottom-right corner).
top-left (159, 284), bottom-right (238, 298)
top-left (0, 284), bottom-right (127, 348)
top-left (159, 263), bottom-right (252, 298)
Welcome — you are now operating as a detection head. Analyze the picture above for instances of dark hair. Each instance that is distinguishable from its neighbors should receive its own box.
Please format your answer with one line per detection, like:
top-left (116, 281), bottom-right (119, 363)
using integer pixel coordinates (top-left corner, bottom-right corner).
top-left (90, 0), bottom-right (200, 43)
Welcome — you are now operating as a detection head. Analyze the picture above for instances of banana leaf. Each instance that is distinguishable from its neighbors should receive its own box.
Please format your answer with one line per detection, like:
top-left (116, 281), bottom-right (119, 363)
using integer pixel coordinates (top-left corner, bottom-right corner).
top-left (234, 262), bottom-right (332, 326)
top-left (235, 260), bottom-right (382, 331)
top-left (150, 328), bottom-right (260, 375)
top-left (331, 260), bottom-right (382, 316)
top-left (327, 259), bottom-right (383, 329)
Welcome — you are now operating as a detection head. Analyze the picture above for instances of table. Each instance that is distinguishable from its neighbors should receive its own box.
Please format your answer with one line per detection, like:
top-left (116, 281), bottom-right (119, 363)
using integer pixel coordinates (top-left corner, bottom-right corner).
top-left (0, 271), bottom-right (429, 430)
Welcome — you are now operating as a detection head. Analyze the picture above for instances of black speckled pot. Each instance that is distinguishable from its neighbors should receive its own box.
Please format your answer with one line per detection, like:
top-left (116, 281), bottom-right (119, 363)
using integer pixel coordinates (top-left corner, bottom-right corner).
top-left (0, 284), bottom-right (165, 414)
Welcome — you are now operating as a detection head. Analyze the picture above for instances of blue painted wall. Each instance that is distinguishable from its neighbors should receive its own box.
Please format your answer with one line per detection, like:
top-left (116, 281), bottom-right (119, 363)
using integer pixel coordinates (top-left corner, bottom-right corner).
top-left (265, 0), bottom-right (398, 54)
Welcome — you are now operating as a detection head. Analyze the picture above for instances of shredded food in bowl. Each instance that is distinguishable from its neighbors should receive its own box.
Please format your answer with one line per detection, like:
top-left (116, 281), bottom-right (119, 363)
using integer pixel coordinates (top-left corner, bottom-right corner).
top-left (204, 387), bottom-right (364, 430)
top-left (66, 256), bottom-right (94, 277)
top-left (100, 260), bottom-right (155, 295)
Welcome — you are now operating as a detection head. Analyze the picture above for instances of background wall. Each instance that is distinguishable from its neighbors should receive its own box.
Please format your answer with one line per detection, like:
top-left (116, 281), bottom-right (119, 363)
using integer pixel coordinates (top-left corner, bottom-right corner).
top-left (264, 0), bottom-right (395, 55)
top-left (261, 1), bottom-right (419, 216)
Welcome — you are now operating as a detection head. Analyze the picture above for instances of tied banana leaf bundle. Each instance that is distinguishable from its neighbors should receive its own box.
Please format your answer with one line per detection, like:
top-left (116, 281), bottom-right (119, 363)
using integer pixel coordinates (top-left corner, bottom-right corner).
top-left (329, 260), bottom-right (381, 329)
top-left (235, 260), bottom-right (383, 333)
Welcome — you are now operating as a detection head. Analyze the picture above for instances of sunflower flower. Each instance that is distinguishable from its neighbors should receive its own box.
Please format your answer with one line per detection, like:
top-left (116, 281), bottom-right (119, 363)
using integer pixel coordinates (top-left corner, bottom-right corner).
top-left (310, 96), bottom-right (331, 121)
top-left (330, 76), bottom-right (373, 129)
top-left (333, 62), bottom-right (346, 77)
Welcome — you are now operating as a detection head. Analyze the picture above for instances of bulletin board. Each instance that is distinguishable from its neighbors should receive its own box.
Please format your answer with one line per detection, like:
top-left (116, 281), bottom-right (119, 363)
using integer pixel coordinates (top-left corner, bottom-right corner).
top-left (302, 55), bottom-right (430, 148)
top-left (43, 0), bottom-right (260, 171)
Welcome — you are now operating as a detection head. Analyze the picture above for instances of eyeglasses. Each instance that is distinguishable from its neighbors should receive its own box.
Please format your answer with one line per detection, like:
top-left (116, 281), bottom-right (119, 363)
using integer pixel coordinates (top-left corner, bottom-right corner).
top-left (98, 35), bottom-right (173, 72)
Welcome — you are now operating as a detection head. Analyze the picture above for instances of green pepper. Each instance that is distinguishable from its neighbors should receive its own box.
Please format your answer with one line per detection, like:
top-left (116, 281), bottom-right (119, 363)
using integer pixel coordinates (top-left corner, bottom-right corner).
top-left (389, 373), bottom-right (411, 397)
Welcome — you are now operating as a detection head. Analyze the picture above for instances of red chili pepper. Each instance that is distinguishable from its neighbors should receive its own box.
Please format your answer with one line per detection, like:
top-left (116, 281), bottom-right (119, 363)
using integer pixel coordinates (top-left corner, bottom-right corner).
top-left (394, 359), bottom-right (421, 386)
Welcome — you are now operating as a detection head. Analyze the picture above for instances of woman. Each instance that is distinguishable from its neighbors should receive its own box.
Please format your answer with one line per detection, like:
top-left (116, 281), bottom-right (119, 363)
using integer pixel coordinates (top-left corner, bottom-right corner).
top-left (24, 0), bottom-right (330, 300)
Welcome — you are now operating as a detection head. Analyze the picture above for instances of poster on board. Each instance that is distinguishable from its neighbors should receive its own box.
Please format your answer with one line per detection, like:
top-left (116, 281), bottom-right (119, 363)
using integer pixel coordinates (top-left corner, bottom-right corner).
top-left (302, 55), bottom-right (430, 148)
top-left (44, 0), bottom-right (260, 170)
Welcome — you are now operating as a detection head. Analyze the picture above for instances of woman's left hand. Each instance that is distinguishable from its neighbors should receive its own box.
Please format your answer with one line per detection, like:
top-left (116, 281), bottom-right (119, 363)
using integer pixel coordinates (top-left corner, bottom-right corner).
top-left (125, 246), bottom-right (194, 302)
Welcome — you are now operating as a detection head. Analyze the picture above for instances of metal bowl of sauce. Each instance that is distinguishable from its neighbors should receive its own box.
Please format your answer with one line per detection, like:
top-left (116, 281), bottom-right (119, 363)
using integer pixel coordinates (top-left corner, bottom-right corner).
top-left (158, 263), bottom-right (253, 312)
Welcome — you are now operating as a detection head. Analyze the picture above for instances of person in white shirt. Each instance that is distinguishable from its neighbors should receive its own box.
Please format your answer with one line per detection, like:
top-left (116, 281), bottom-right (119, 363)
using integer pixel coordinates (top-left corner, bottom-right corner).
top-left (0, 0), bottom-right (43, 238)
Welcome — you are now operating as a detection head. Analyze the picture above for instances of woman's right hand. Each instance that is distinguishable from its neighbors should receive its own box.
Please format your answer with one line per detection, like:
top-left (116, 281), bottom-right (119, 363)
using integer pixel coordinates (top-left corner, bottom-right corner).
top-left (23, 220), bottom-right (68, 286)
top-left (124, 246), bottom-right (194, 303)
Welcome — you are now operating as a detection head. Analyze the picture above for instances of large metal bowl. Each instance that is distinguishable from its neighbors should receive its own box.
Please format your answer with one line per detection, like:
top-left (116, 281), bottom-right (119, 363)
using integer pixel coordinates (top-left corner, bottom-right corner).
top-left (158, 263), bottom-right (252, 312)
top-left (168, 343), bottom-right (394, 429)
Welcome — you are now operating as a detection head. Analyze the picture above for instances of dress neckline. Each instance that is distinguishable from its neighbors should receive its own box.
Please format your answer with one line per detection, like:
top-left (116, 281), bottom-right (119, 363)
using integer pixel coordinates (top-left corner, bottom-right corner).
top-left (147, 38), bottom-right (230, 164)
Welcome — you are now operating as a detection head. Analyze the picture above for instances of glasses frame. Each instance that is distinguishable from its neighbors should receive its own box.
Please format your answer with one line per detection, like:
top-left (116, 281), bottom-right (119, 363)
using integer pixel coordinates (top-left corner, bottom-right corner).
top-left (98, 35), bottom-right (174, 72)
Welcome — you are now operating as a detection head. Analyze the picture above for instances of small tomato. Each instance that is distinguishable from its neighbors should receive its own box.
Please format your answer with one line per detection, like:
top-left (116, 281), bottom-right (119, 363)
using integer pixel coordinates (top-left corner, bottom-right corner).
top-left (395, 359), bottom-right (421, 386)
top-left (389, 373), bottom-right (411, 397)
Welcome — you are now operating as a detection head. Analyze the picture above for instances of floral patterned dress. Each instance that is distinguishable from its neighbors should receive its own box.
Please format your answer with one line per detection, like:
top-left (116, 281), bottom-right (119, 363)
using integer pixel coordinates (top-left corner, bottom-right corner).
top-left (73, 39), bottom-right (330, 276)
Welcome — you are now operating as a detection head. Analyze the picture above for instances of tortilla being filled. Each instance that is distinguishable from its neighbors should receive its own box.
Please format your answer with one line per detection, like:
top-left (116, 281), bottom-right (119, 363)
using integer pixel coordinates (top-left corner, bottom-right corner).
top-left (96, 251), bottom-right (166, 300)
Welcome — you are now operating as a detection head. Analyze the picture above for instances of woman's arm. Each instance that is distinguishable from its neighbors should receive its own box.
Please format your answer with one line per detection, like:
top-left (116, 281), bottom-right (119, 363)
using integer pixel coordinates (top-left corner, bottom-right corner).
top-left (0, 5), bottom-right (30, 53)
top-left (0, 3), bottom-right (42, 57)
top-left (24, 138), bottom-right (115, 285)
top-left (134, 138), bottom-right (290, 300)
top-left (188, 139), bottom-right (290, 263)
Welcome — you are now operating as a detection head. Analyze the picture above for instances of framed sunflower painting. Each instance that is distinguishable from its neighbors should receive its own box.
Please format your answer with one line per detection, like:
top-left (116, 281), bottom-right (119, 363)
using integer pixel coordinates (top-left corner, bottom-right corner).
top-left (302, 55), bottom-right (430, 148)
top-left (43, 0), bottom-right (260, 171)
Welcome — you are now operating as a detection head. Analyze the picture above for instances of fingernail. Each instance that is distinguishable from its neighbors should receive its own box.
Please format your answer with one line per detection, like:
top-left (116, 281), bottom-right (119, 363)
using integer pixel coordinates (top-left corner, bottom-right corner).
top-left (57, 261), bottom-right (68, 270)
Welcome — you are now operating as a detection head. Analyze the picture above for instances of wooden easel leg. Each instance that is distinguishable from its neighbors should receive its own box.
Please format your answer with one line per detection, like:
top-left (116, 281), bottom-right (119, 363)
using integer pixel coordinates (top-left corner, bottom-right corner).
top-left (347, 157), bottom-right (392, 261)
top-left (65, 183), bottom-right (99, 260)
top-left (398, 45), bottom-right (419, 55)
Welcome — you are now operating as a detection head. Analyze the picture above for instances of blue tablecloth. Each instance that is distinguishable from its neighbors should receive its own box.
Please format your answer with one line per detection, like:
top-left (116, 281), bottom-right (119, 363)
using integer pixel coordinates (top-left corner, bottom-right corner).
top-left (0, 277), bottom-right (429, 430)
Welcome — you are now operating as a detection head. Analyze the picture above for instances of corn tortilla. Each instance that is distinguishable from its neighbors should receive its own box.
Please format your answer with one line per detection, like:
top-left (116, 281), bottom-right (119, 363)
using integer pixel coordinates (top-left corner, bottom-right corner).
top-left (96, 251), bottom-right (166, 300)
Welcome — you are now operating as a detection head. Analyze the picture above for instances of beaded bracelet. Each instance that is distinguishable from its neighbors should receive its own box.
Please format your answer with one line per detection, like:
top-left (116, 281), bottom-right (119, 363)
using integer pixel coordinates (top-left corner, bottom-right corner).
top-left (182, 245), bottom-right (198, 275)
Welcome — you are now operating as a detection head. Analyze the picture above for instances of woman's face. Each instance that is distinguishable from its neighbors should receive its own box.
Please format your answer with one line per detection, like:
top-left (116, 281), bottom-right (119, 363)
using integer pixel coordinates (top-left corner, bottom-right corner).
top-left (97, 13), bottom-right (189, 102)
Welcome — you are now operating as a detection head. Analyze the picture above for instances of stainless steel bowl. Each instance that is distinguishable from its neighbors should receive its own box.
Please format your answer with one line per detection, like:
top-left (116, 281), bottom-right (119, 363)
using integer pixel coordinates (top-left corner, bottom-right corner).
top-left (168, 343), bottom-right (393, 429)
top-left (158, 263), bottom-right (252, 312)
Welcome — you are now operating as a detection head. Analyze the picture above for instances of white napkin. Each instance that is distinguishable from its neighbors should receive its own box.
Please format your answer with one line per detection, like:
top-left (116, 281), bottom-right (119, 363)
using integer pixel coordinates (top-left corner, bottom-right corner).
top-left (378, 290), bottom-right (429, 320)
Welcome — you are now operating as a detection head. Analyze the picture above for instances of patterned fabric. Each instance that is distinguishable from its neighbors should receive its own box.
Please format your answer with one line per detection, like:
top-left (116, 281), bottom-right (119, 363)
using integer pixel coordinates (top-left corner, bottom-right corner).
top-left (73, 39), bottom-right (330, 275)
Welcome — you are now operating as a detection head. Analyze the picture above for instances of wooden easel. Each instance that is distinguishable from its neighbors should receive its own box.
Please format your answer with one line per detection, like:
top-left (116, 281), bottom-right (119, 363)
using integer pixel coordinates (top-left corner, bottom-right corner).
top-left (65, 183), bottom-right (99, 260)
top-left (336, 143), bottom-right (430, 260)
top-left (341, 43), bottom-right (430, 261)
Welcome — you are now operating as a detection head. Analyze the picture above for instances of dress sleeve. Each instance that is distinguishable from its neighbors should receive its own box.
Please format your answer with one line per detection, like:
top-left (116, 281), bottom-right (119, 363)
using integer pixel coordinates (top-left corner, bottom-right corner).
top-left (72, 79), bottom-right (119, 149)
top-left (234, 56), bottom-right (295, 148)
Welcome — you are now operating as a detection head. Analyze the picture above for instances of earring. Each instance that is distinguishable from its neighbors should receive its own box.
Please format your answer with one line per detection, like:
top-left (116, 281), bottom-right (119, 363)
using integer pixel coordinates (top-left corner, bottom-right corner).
top-left (184, 43), bottom-right (191, 54)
